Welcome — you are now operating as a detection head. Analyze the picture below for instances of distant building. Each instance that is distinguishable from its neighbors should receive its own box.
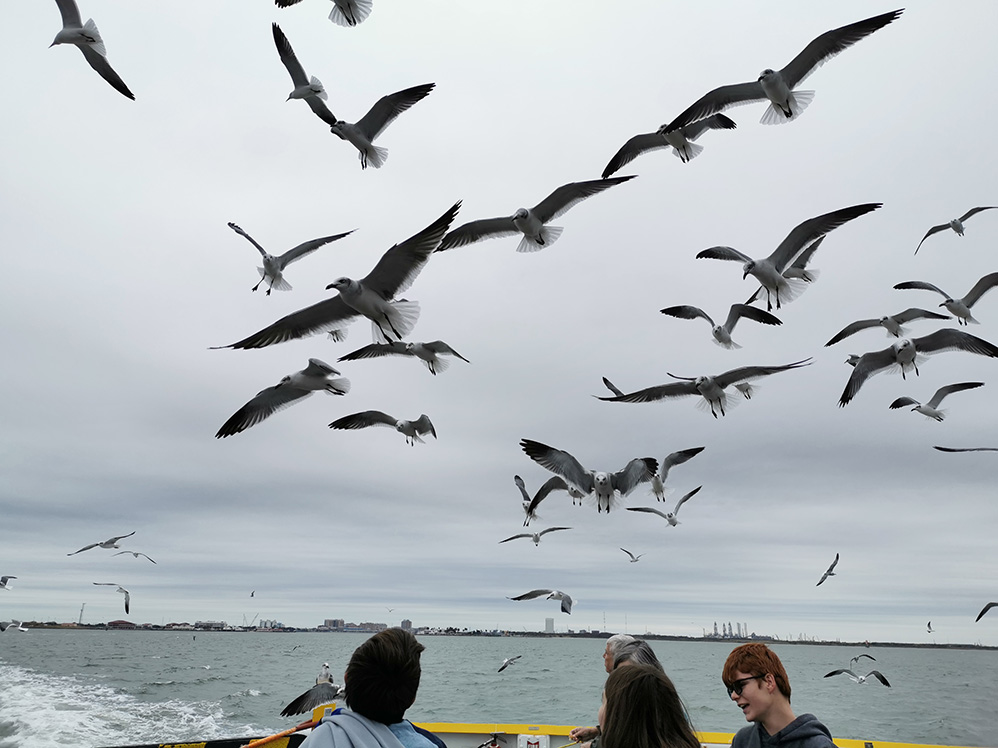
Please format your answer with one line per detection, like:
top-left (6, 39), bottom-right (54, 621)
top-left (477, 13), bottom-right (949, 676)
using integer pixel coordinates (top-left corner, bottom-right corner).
top-left (195, 620), bottom-right (227, 630)
top-left (401, 619), bottom-right (412, 631)
top-left (545, 618), bottom-right (554, 633)
top-left (107, 619), bottom-right (135, 630)
top-left (324, 619), bottom-right (345, 631)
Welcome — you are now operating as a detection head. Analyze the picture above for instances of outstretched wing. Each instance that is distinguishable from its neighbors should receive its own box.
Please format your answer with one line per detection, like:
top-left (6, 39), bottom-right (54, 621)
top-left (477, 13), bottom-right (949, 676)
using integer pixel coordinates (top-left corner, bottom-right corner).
top-left (329, 410), bottom-right (397, 431)
top-left (272, 23), bottom-right (338, 126)
top-left (79, 45), bottom-right (135, 100)
top-left (278, 231), bottom-right (354, 267)
top-left (696, 245), bottom-right (753, 263)
top-left (337, 341), bottom-right (410, 362)
top-left (611, 457), bottom-right (658, 496)
top-left (520, 439), bottom-right (594, 495)
top-left (713, 359), bottom-right (813, 389)
top-left (356, 83), bottom-right (435, 141)
top-left (215, 382), bottom-right (312, 438)
top-left (532, 176), bottom-right (636, 223)
top-left (601, 133), bottom-right (669, 179)
top-left (768, 203), bottom-right (881, 272)
top-left (597, 380), bottom-right (699, 404)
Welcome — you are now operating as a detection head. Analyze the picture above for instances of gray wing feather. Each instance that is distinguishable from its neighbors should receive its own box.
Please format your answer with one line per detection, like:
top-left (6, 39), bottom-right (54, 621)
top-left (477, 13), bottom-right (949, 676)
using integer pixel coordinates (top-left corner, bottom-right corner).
top-left (532, 176), bottom-right (636, 223)
top-left (601, 134), bottom-right (669, 179)
top-left (696, 245), bottom-right (753, 263)
top-left (54, 0), bottom-right (83, 26)
top-left (79, 45), bottom-right (134, 100)
top-left (337, 342), bottom-right (409, 362)
top-left (329, 410), bottom-right (397, 430)
top-left (913, 329), bottom-right (998, 357)
top-left (216, 295), bottom-right (358, 349)
top-left (713, 359), bottom-right (812, 389)
top-left (838, 346), bottom-right (901, 405)
top-left (279, 231), bottom-right (354, 266)
top-left (355, 83), bottom-right (435, 141)
top-left (888, 396), bottom-right (918, 410)
top-left (661, 305), bottom-right (714, 326)
top-left (626, 506), bottom-right (669, 520)
top-left (825, 318), bottom-right (880, 346)
top-left (228, 222), bottom-right (268, 257)
top-left (725, 304), bottom-right (782, 332)
top-left (423, 341), bottom-right (470, 362)
top-left (769, 204), bottom-right (881, 271)
top-left (963, 272), bottom-right (998, 307)
top-left (893, 280), bottom-right (948, 298)
top-left (611, 457), bottom-right (658, 496)
top-left (519, 439), bottom-right (594, 494)
top-left (508, 589), bottom-right (553, 601)
top-left (215, 382), bottom-right (313, 438)
top-left (413, 414), bottom-right (436, 438)
top-left (673, 485), bottom-right (703, 514)
top-left (893, 307), bottom-right (951, 324)
top-left (436, 217), bottom-right (519, 251)
top-left (663, 81), bottom-right (765, 133)
top-left (926, 382), bottom-right (984, 408)
top-left (597, 381), bottom-right (700, 403)
top-left (660, 447), bottom-right (705, 479)
top-left (959, 206), bottom-right (998, 222)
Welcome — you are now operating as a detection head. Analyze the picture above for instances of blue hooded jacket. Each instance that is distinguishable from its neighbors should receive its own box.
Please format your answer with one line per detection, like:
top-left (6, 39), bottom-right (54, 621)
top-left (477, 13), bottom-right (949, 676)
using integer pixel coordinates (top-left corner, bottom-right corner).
top-left (731, 713), bottom-right (836, 748)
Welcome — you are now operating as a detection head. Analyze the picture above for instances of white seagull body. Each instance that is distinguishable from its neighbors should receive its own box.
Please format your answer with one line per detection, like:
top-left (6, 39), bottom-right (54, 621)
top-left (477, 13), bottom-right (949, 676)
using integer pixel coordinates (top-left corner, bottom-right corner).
top-left (93, 583), bottom-right (130, 614)
top-left (602, 113), bottom-right (737, 176)
top-left (825, 308), bottom-right (951, 346)
top-left (280, 663), bottom-right (346, 717)
top-left (507, 589), bottom-right (573, 615)
top-left (648, 446), bottom-right (705, 501)
top-left (113, 551), bottom-right (157, 564)
top-left (697, 203), bottom-right (881, 311)
top-left (894, 273), bottom-right (998, 325)
top-left (0, 576), bottom-right (16, 590)
top-left (68, 532), bottom-right (135, 556)
top-left (915, 207), bottom-right (998, 254)
top-left (626, 486), bottom-right (703, 527)
top-left (816, 553), bottom-right (839, 586)
top-left (824, 669), bottom-right (891, 687)
top-left (889, 382), bottom-right (984, 422)
top-left (338, 340), bottom-right (469, 375)
top-left (227, 221), bottom-right (353, 295)
top-left (839, 330), bottom-right (998, 406)
top-left (215, 359), bottom-right (350, 438)
top-left (51, 0), bottom-right (135, 100)
top-left (275, 0), bottom-right (373, 27)
top-left (660, 303), bottom-right (782, 349)
top-left (271, 24), bottom-right (327, 102)
top-left (498, 655), bottom-right (522, 673)
top-left (436, 177), bottom-right (636, 253)
top-left (3, 621), bottom-right (28, 632)
top-left (329, 411), bottom-right (436, 445)
top-left (663, 9), bottom-right (902, 131)
top-left (519, 439), bottom-right (657, 513)
top-left (598, 360), bottom-right (812, 418)
top-left (499, 527), bottom-right (572, 546)
top-left (216, 203), bottom-right (459, 349)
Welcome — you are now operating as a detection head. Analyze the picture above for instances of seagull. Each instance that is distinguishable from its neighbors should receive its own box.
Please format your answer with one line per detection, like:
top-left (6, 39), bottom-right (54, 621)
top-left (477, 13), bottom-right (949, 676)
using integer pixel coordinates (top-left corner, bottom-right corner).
top-left (50, 0), bottom-right (135, 100)
top-left (934, 446), bottom-right (998, 453)
top-left (816, 553), bottom-right (839, 586)
top-left (660, 303), bottom-right (782, 349)
top-left (598, 360), bottom-right (812, 418)
top-left (601, 113), bottom-right (737, 176)
top-left (649, 447), bottom-right (705, 501)
top-left (620, 548), bottom-right (645, 563)
top-left (215, 359), bottom-right (350, 438)
top-left (0, 576), bottom-right (16, 590)
top-left (68, 532), bottom-right (135, 556)
top-left (838, 330), bottom-right (998, 406)
top-left (2, 621), bottom-right (28, 633)
top-left (499, 527), bottom-right (573, 546)
top-left (743, 235), bottom-right (825, 307)
top-left (275, 0), bottom-right (373, 28)
top-left (519, 439), bottom-right (657, 513)
top-left (436, 176), bottom-right (636, 253)
top-left (113, 551), bottom-right (157, 564)
top-left (915, 207), bottom-right (998, 254)
top-left (515, 475), bottom-right (586, 526)
top-left (849, 653), bottom-right (877, 668)
top-left (498, 655), bottom-right (522, 673)
top-left (976, 602), bottom-right (998, 622)
top-left (329, 411), bottom-right (436, 445)
top-left (824, 669), bottom-right (891, 687)
top-left (889, 382), bottom-right (984, 422)
top-left (271, 24), bottom-right (328, 103)
top-left (662, 9), bottom-right (902, 131)
top-left (227, 221), bottom-right (353, 296)
top-left (626, 486), bottom-right (703, 527)
top-left (214, 202), bottom-right (459, 349)
top-left (894, 273), bottom-right (998, 325)
top-left (825, 308), bottom-right (952, 346)
top-left (93, 583), bottom-right (130, 614)
top-left (507, 589), bottom-right (573, 615)
top-left (697, 203), bottom-right (881, 311)
top-left (337, 340), bottom-right (469, 375)
top-left (927, 622), bottom-right (934, 634)
top-left (280, 663), bottom-right (346, 717)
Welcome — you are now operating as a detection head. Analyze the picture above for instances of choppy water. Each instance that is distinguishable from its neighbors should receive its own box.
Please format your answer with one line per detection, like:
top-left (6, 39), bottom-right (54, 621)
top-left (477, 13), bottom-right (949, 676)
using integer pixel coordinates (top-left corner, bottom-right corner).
top-left (0, 631), bottom-right (994, 748)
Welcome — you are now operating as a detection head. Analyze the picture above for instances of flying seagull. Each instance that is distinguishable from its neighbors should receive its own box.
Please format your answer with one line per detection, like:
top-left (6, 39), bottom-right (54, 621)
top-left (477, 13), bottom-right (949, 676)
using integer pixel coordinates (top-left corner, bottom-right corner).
top-left (280, 663), bottom-right (346, 717)
top-left (934, 446), bottom-right (998, 453)
top-left (825, 308), bottom-right (951, 346)
top-left (271, 23), bottom-right (328, 104)
top-left (838, 330), bottom-right (998, 406)
top-left (50, 0), bottom-right (135, 100)
top-left (515, 474), bottom-right (586, 526)
top-left (2, 621), bottom-right (28, 633)
top-left (598, 360), bottom-right (812, 418)
top-left (507, 589), bottom-right (573, 615)
top-left (663, 9), bottom-right (902, 131)
top-left (215, 359), bottom-right (350, 438)
top-left (849, 654), bottom-right (876, 668)
top-left (499, 527), bottom-right (573, 546)
top-left (0, 576), bottom-right (16, 590)
top-left (626, 486), bottom-right (703, 527)
top-left (436, 176), bottom-right (636, 253)
top-left (893, 273), bottom-right (998, 326)
top-left (519, 439), bottom-right (657, 513)
top-left (697, 203), bottom-right (881, 311)
top-left (275, 0), bottom-right (373, 27)
top-left (889, 382), bottom-right (984, 422)
top-left (227, 222), bottom-right (353, 296)
top-left (660, 303), bottom-right (782, 349)
top-left (214, 202), bottom-right (459, 349)
top-left (601, 113), bottom-right (737, 176)
top-left (338, 340), bottom-right (469, 375)
top-left (113, 551), bottom-right (157, 564)
top-left (976, 602), bottom-right (998, 622)
top-left (927, 622), bottom-right (934, 634)
top-left (620, 548), bottom-right (645, 563)
top-left (93, 583), bottom-right (130, 614)
top-left (329, 411), bottom-right (436, 445)
top-left (498, 655), bottom-right (522, 673)
top-left (816, 553), bottom-right (839, 586)
top-left (824, 669), bottom-right (891, 687)
top-left (915, 207), bottom-right (998, 254)
top-left (649, 446), bottom-right (705, 501)
top-left (68, 532), bottom-right (136, 556)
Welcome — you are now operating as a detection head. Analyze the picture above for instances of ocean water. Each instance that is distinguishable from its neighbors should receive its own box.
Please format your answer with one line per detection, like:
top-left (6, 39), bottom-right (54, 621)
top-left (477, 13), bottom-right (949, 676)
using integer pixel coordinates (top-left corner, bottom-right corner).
top-left (0, 631), bottom-right (994, 748)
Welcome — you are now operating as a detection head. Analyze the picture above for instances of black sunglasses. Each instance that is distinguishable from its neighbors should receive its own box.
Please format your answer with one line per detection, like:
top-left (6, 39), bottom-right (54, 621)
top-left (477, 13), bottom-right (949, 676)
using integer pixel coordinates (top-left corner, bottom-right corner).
top-left (726, 674), bottom-right (765, 697)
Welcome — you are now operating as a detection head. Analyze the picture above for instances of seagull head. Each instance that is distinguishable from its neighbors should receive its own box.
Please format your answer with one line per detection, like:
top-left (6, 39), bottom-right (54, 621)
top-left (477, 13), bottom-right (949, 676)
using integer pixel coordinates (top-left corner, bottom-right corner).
top-left (758, 69), bottom-right (776, 82)
top-left (513, 208), bottom-right (529, 220)
top-left (741, 260), bottom-right (756, 279)
top-left (844, 354), bottom-right (860, 367)
top-left (326, 277), bottom-right (357, 293)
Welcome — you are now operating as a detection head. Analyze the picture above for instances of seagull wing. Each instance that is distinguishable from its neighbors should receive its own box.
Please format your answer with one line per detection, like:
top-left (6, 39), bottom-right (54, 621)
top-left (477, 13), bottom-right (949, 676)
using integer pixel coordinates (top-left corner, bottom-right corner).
top-left (538, 527), bottom-right (573, 537)
top-left (228, 222), bottom-right (268, 257)
top-left (436, 216), bottom-right (521, 251)
top-left (337, 341), bottom-right (410, 362)
top-left (499, 534), bottom-right (532, 544)
top-left (892, 307), bottom-right (951, 324)
top-left (122, 589), bottom-right (130, 614)
top-left (329, 411), bottom-right (397, 431)
top-left (888, 396), bottom-right (919, 410)
top-left (926, 382), bottom-right (984, 408)
top-left (663, 80), bottom-right (765, 134)
top-left (779, 9), bottom-right (903, 88)
top-left (913, 329), bottom-right (998, 358)
top-left (823, 668), bottom-right (856, 679)
top-left (768, 204), bottom-right (881, 272)
top-left (660, 446), bottom-right (706, 477)
top-left (303, 358), bottom-right (340, 377)
top-left (413, 414), bottom-right (436, 438)
top-left (529, 475), bottom-right (571, 514)
top-left (215, 295), bottom-right (358, 349)
top-left (672, 485), bottom-right (703, 516)
top-left (626, 506), bottom-right (670, 521)
top-left (838, 346), bottom-right (901, 406)
top-left (280, 682), bottom-right (344, 717)
top-left (423, 340), bottom-right (470, 362)
top-left (825, 318), bottom-right (880, 347)
top-left (54, 0), bottom-right (83, 27)
top-left (601, 377), bottom-right (625, 397)
top-left (215, 381), bottom-right (313, 438)
top-left (696, 245), bottom-right (753, 263)
top-left (277, 231), bottom-right (355, 268)
top-left (681, 113), bottom-right (739, 140)
top-left (867, 670), bottom-right (891, 687)
top-left (558, 594), bottom-right (573, 615)
top-left (962, 272), bottom-right (998, 307)
top-left (713, 359), bottom-right (813, 389)
top-left (531, 176), bottom-right (636, 224)
top-left (79, 45), bottom-right (135, 100)
top-left (934, 447), bottom-right (998, 453)
top-left (976, 602), bottom-right (998, 622)
top-left (914, 224), bottom-right (950, 254)
top-left (272, 24), bottom-right (338, 126)
top-left (958, 206), bottom-right (998, 222)
top-left (893, 280), bottom-right (949, 298)
top-left (597, 381), bottom-right (700, 403)
top-left (355, 83), bottom-right (435, 141)
top-left (611, 458), bottom-right (658, 496)
top-left (507, 589), bottom-right (553, 602)
top-left (275, 0), bottom-right (305, 6)
top-left (601, 133), bottom-right (668, 179)
top-left (620, 548), bottom-right (638, 561)
top-left (725, 303), bottom-right (783, 333)
top-left (787, 234), bottom-right (824, 271)
top-left (519, 439), bottom-right (594, 495)
top-left (68, 543), bottom-right (100, 556)
top-left (660, 305), bottom-right (714, 327)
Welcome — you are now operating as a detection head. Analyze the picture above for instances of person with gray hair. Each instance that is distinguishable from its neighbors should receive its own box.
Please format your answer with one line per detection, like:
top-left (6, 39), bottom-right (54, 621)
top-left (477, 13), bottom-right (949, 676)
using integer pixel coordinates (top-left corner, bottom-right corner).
top-left (612, 639), bottom-right (664, 672)
top-left (570, 634), bottom-right (637, 747)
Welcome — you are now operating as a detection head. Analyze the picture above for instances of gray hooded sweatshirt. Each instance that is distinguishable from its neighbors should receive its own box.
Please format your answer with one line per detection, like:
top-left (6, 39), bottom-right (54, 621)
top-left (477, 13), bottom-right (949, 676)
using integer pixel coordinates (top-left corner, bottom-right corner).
top-left (732, 713), bottom-right (836, 748)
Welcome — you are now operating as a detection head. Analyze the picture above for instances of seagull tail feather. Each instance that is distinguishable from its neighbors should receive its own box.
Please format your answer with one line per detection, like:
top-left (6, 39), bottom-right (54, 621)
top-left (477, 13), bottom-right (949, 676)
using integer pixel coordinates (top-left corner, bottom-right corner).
top-left (759, 90), bottom-right (814, 125)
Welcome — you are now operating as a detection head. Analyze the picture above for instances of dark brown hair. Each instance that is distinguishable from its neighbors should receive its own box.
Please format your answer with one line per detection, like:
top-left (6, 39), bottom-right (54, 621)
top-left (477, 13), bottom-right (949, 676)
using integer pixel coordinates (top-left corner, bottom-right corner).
top-left (600, 664), bottom-right (700, 748)
top-left (345, 628), bottom-right (424, 724)
top-left (722, 643), bottom-right (791, 700)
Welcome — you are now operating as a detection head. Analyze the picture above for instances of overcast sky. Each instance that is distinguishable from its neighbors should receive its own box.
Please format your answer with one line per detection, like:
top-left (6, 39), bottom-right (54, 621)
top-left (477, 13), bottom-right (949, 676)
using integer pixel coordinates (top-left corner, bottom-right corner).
top-left (2, 1), bottom-right (997, 645)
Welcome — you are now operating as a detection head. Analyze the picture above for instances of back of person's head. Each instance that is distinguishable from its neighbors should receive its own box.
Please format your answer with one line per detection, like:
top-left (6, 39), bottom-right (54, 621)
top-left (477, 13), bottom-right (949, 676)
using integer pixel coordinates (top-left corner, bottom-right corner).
top-left (605, 633), bottom-right (636, 658)
top-left (612, 639), bottom-right (664, 672)
top-left (722, 643), bottom-right (791, 701)
top-left (601, 664), bottom-right (700, 748)
top-left (345, 628), bottom-right (424, 724)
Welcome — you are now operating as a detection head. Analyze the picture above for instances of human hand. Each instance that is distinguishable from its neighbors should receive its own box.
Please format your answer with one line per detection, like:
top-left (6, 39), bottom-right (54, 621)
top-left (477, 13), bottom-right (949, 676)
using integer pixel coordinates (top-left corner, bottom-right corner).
top-left (569, 727), bottom-right (598, 742)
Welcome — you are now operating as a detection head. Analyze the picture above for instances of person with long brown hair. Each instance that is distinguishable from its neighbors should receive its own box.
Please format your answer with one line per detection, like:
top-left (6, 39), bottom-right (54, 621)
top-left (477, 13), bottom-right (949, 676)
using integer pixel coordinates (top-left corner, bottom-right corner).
top-left (598, 664), bottom-right (700, 748)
